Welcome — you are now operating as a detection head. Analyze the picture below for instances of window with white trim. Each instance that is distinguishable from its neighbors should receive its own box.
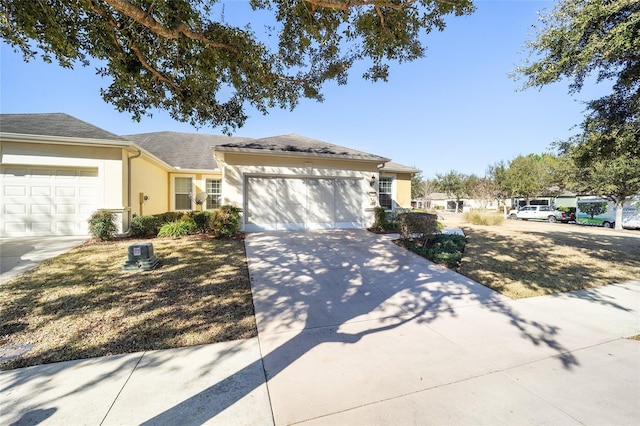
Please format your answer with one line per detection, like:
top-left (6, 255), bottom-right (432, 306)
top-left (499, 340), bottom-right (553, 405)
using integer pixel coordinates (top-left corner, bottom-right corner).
top-left (174, 177), bottom-right (192, 210)
top-left (378, 177), bottom-right (393, 209)
top-left (206, 178), bottom-right (222, 210)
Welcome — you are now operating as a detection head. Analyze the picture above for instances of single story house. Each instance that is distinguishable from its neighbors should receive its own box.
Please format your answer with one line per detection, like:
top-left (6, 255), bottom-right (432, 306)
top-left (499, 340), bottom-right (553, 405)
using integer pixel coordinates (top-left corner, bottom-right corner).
top-left (0, 113), bottom-right (419, 236)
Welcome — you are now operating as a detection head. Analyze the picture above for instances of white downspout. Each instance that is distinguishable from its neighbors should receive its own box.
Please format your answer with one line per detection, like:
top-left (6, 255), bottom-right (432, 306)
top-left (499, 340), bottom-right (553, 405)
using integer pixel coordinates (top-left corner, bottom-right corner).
top-left (120, 148), bottom-right (142, 237)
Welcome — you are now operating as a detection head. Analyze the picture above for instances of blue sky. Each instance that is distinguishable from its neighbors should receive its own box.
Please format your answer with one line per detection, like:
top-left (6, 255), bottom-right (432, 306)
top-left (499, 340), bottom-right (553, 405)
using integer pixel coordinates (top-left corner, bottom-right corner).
top-left (1, 0), bottom-right (605, 178)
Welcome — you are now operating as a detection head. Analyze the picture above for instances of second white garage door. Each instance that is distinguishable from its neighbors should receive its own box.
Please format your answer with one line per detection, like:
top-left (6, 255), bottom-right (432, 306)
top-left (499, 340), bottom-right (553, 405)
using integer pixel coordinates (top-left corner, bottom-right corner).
top-left (0, 165), bottom-right (99, 237)
top-left (245, 177), bottom-right (363, 231)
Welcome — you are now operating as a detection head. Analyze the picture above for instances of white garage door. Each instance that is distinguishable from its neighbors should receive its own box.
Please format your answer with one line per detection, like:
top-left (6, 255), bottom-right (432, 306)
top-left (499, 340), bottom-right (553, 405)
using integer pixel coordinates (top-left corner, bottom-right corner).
top-left (245, 177), bottom-right (363, 231)
top-left (0, 165), bottom-right (99, 236)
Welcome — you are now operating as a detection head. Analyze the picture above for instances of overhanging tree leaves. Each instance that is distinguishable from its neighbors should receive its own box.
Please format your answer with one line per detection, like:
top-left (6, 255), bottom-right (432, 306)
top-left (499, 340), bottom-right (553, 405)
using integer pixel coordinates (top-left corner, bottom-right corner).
top-left (516, 0), bottom-right (640, 163)
top-left (0, 0), bottom-right (475, 132)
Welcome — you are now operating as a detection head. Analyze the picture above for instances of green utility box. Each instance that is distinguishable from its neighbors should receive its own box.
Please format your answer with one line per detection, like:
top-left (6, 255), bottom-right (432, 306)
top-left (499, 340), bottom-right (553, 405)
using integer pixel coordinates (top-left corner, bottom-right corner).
top-left (122, 242), bottom-right (160, 271)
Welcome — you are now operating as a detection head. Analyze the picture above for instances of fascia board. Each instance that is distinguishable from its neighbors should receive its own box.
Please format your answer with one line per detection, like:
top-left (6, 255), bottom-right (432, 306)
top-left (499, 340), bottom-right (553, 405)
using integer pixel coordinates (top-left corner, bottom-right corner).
top-left (214, 146), bottom-right (390, 164)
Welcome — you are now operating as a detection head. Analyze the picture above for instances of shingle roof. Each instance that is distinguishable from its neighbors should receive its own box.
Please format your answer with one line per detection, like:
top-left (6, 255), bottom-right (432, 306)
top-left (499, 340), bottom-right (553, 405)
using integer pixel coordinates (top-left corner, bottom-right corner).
top-left (216, 134), bottom-right (389, 162)
top-left (0, 113), bottom-right (127, 141)
top-left (380, 161), bottom-right (420, 173)
top-left (124, 131), bottom-right (252, 170)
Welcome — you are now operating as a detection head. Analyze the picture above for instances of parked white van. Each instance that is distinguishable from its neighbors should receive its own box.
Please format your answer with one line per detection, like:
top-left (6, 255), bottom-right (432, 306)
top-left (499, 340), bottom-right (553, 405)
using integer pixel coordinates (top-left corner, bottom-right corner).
top-left (576, 197), bottom-right (640, 229)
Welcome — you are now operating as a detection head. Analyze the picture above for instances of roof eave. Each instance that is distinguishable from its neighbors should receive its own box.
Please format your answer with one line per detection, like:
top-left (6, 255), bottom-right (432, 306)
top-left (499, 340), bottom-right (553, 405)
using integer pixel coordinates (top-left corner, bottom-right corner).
top-left (215, 146), bottom-right (389, 163)
top-left (381, 167), bottom-right (422, 174)
top-left (0, 132), bottom-right (134, 149)
top-left (169, 168), bottom-right (221, 174)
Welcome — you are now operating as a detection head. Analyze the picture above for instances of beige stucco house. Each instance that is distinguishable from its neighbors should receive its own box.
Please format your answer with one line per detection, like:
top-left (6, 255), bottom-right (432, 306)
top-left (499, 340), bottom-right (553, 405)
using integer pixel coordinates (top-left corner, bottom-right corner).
top-left (0, 113), bottom-right (419, 236)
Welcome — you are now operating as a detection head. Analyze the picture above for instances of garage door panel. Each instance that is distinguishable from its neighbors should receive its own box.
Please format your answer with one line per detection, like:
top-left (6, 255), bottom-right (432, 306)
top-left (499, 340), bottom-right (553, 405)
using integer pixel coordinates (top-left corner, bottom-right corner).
top-left (5, 204), bottom-right (26, 214)
top-left (246, 177), bottom-right (277, 229)
top-left (335, 203), bottom-right (360, 223)
top-left (245, 176), bottom-right (363, 231)
top-left (56, 222), bottom-right (76, 233)
top-left (31, 186), bottom-right (51, 196)
top-left (308, 179), bottom-right (334, 204)
top-left (56, 205), bottom-right (77, 214)
top-left (6, 222), bottom-right (27, 233)
top-left (56, 187), bottom-right (76, 197)
top-left (277, 178), bottom-right (307, 229)
top-left (0, 165), bottom-right (99, 237)
top-left (32, 222), bottom-right (52, 234)
top-left (31, 204), bottom-right (52, 215)
top-left (4, 185), bottom-right (26, 196)
top-left (335, 179), bottom-right (360, 200)
top-left (307, 202), bottom-right (334, 224)
top-left (277, 178), bottom-right (306, 210)
top-left (276, 208), bottom-right (306, 227)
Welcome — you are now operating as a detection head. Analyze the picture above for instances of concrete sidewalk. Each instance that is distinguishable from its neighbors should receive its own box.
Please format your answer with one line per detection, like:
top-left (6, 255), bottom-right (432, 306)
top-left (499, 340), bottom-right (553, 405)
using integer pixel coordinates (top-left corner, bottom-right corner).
top-left (1, 230), bottom-right (639, 425)
top-left (0, 339), bottom-right (273, 425)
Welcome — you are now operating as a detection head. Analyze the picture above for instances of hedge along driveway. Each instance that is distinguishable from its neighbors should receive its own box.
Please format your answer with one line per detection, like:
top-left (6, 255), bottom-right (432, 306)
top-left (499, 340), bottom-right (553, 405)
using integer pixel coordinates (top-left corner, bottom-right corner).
top-left (0, 235), bottom-right (256, 370)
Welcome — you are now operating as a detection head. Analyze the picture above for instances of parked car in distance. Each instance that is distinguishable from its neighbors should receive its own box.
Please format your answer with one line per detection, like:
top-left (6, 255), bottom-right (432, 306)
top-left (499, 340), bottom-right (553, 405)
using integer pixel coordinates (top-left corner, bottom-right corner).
top-left (557, 208), bottom-right (577, 223)
top-left (508, 205), bottom-right (564, 223)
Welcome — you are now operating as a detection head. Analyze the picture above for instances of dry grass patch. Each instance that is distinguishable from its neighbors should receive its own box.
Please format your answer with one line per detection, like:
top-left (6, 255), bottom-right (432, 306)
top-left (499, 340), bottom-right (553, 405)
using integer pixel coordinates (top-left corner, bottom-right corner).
top-left (456, 221), bottom-right (640, 299)
top-left (0, 235), bottom-right (256, 370)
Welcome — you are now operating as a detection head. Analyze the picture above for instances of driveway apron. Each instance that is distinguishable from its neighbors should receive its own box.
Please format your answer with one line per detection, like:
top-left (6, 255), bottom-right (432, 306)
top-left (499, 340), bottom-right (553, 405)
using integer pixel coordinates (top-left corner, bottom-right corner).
top-left (245, 230), bottom-right (640, 425)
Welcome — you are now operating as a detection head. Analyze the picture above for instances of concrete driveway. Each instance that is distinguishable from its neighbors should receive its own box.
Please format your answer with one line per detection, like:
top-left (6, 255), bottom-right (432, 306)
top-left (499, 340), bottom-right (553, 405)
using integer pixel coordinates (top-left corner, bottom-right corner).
top-left (0, 236), bottom-right (88, 284)
top-left (245, 230), bottom-right (640, 425)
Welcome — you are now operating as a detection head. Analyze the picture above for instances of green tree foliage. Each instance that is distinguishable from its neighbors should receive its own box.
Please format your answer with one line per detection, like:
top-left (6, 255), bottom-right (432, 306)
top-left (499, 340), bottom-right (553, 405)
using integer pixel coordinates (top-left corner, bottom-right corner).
top-left (0, 0), bottom-right (474, 132)
top-left (563, 146), bottom-right (640, 229)
top-left (434, 170), bottom-right (467, 212)
top-left (517, 0), bottom-right (639, 163)
top-left (504, 153), bottom-right (560, 204)
top-left (411, 172), bottom-right (426, 200)
top-left (504, 154), bottom-right (543, 204)
top-left (487, 160), bottom-right (511, 214)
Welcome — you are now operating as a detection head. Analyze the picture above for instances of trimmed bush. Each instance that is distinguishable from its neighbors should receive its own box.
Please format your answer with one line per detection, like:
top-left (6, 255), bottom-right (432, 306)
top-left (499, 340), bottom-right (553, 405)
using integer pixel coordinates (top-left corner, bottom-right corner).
top-left (372, 207), bottom-right (390, 230)
top-left (158, 219), bottom-right (196, 238)
top-left (193, 210), bottom-right (217, 233)
top-left (88, 210), bottom-right (118, 241)
top-left (371, 207), bottom-right (400, 232)
top-left (398, 234), bottom-right (467, 268)
top-left (131, 215), bottom-right (161, 238)
top-left (154, 211), bottom-right (184, 225)
top-left (212, 205), bottom-right (241, 238)
top-left (397, 212), bottom-right (439, 246)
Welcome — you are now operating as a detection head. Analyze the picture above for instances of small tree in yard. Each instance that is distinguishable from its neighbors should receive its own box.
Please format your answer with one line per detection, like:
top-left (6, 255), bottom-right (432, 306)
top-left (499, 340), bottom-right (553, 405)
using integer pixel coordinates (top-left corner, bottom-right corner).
top-left (411, 172), bottom-right (426, 200)
top-left (435, 170), bottom-right (468, 212)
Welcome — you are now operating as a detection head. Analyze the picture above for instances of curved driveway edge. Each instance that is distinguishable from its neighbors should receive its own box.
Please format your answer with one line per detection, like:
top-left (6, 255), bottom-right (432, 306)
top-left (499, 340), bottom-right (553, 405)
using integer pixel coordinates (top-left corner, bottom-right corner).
top-left (245, 229), bottom-right (640, 425)
top-left (0, 236), bottom-right (88, 284)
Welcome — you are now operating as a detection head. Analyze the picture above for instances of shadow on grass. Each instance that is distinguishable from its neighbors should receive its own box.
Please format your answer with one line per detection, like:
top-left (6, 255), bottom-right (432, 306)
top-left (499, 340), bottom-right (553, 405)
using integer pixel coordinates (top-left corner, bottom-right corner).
top-left (458, 225), bottom-right (640, 298)
top-left (0, 236), bottom-right (256, 369)
top-left (3, 229), bottom-right (636, 424)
